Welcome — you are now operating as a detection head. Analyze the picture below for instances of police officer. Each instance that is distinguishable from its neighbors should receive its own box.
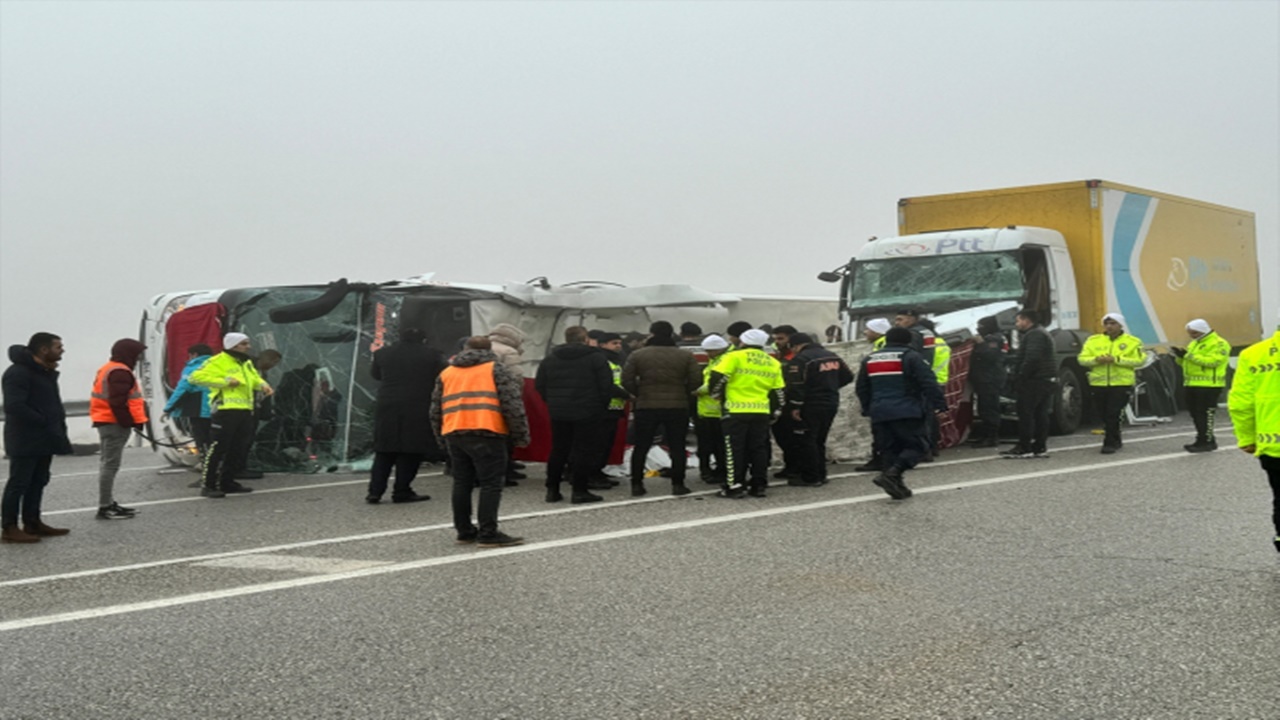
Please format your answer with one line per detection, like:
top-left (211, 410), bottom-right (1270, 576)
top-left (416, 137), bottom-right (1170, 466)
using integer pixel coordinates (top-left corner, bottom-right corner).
top-left (784, 333), bottom-right (854, 487)
top-left (1171, 318), bottom-right (1231, 452)
top-left (1227, 313), bottom-right (1280, 555)
top-left (1078, 313), bottom-right (1145, 454)
top-left (967, 316), bottom-right (1007, 448)
top-left (693, 334), bottom-right (731, 485)
top-left (709, 328), bottom-right (785, 498)
top-left (855, 326), bottom-right (945, 500)
top-left (854, 318), bottom-right (893, 473)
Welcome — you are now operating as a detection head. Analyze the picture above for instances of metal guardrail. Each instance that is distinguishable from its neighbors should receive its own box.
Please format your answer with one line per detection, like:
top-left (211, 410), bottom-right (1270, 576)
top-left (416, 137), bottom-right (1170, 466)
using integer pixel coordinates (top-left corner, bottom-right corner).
top-left (64, 400), bottom-right (91, 418)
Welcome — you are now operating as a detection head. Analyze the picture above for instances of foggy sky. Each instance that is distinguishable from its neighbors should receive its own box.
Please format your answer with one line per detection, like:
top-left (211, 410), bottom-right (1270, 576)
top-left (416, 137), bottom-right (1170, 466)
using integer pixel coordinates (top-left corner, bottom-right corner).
top-left (2, 0), bottom-right (1277, 392)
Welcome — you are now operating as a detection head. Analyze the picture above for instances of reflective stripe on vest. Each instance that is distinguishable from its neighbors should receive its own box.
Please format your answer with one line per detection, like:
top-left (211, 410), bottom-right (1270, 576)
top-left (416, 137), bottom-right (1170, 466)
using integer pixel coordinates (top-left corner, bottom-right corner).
top-left (89, 361), bottom-right (148, 425)
top-left (440, 363), bottom-right (509, 435)
top-left (720, 348), bottom-right (783, 414)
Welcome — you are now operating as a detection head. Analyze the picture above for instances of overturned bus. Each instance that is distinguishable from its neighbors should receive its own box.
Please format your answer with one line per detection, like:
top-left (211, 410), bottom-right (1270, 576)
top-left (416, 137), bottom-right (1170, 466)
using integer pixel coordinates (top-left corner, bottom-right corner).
top-left (138, 275), bottom-right (837, 472)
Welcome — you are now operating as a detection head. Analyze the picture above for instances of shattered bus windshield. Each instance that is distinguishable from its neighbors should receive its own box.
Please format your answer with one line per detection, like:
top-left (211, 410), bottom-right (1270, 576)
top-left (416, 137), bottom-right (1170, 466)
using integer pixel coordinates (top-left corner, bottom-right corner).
top-left (848, 251), bottom-right (1024, 311)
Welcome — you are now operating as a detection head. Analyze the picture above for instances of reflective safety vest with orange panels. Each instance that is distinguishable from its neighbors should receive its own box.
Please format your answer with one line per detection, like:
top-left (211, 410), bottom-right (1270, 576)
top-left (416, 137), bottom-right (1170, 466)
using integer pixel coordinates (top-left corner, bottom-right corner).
top-left (439, 362), bottom-right (509, 435)
top-left (89, 361), bottom-right (148, 425)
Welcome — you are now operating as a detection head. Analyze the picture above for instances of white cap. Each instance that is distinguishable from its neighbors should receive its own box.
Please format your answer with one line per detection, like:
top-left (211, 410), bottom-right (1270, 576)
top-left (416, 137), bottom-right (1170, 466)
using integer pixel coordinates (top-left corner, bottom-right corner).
top-left (1185, 319), bottom-right (1211, 334)
top-left (1102, 313), bottom-right (1126, 327)
top-left (866, 318), bottom-right (891, 335)
top-left (222, 332), bottom-right (249, 350)
top-left (700, 334), bottom-right (729, 351)
top-left (740, 328), bottom-right (770, 347)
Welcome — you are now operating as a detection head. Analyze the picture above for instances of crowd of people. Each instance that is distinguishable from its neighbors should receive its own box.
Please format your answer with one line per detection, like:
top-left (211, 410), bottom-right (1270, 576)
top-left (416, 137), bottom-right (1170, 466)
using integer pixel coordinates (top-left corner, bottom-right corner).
top-left (3, 308), bottom-right (1278, 557)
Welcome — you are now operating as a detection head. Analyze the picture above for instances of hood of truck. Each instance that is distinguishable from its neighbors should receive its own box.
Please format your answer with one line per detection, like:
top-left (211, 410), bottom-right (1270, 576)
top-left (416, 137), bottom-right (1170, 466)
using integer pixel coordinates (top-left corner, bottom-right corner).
top-left (856, 227), bottom-right (1067, 260)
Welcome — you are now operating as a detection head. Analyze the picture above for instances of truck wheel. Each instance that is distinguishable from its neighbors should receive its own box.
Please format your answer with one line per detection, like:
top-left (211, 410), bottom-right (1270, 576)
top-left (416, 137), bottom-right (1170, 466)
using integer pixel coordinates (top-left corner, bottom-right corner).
top-left (1050, 365), bottom-right (1085, 435)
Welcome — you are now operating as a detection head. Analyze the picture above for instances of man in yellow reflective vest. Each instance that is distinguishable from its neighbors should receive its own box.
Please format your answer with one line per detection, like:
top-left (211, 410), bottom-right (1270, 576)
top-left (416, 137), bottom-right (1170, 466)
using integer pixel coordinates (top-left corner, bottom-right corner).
top-left (693, 334), bottom-right (731, 485)
top-left (432, 336), bottom-right (530, 548)
top-left (190, 333), bottom-right (272, 498)
top-left (1227, 315), bottom-right (1280, 556)
top-left (1171, 318), bottom-right (1231, 452)
top-left (89, 339), bottom-right (148, 520)
top-left (708, 328), bottom-right (785, 499)
top-left (1078, 313), bottom-right (1145, 454)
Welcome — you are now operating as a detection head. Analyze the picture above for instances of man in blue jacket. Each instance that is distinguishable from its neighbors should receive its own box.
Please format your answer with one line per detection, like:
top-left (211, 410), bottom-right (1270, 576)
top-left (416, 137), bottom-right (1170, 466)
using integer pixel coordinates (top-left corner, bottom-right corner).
top-left (855, 327), bottom-right (946, 500)
top-left (164, 344), bottom-right (214, 457)
top-left (3, 333), bottom-right (73, 543)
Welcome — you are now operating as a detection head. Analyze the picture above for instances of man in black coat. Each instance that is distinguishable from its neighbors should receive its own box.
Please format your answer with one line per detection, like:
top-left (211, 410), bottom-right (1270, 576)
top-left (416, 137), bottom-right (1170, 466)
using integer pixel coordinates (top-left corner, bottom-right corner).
top-left (2, 333), bottom-right (73, 543)
top-left (855, 327), bottom-right (946, 500)
top-left (967, 316), bottom-right (1008, 448)
top-left (535, 326), bottom-right (619, 504)
top-left (1003, 309), bottom-right (1057, 459)
top-left (366, 327), bottom-right (447, 503)
top-left (784, 333), bottom-right (854, 487)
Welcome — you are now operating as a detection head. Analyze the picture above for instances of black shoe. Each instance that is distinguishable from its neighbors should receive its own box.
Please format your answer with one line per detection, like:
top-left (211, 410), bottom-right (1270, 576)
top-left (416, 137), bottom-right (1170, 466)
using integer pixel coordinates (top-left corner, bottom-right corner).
top-left (506, 471), bottom-right (527, 481)
top-left (510, 462), bottom-right (526, 471)
top-left (455, 528), bottom-right (478, 545)
top-left (477, 531), bottom-right (523, 548)
top-left (365, 495), bottom-right (381, 504)
top-left (201, 487), bottom-right (226, 499)
top-left (223, 483), bottom-right (253, 494)
top-left (920, 452), bottom-right (935, 463)
top-left (872, 468), bottom-right (908, 500)
top-left (717, 486), bottom-right (747, 499)
top-left (853, 459), bottom-right (883, 472)
top-left (545, 488), bottom-right (564, 503)
top-left (1000, 446), bottom-right (1032, 459)
top-left (391, 492), bottom-right (431, 503)
top-left (96, 501), bottom-right (137, 520)
top-left (236, 469), bottom-right (265, 480)
top-left (671, 483), bottom-right (692, 496)
top-left (747, 487), bottom-right (767, 498)
top-left (571, 491), bottom-right (603, 504)
top-left (586, 478), bottom-right (614, 490)
top-left (787, 479), bottom-right (824, 487)
top-left (1100, 445), bottom-right (1117, 455)
top-left (1184, 442), bottom-right (1217, 453)
top-left (630, 482), bottom-right (647, 498)
top-left (772, 468), bottom-right (799, 480)
top-left (504, 479), bottom-right (520, 487)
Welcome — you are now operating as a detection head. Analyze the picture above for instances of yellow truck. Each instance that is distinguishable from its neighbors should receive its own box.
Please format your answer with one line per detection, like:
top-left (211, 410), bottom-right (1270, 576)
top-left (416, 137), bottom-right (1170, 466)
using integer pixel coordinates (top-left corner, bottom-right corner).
top-left (820, 179), bottom-right (1261, 433)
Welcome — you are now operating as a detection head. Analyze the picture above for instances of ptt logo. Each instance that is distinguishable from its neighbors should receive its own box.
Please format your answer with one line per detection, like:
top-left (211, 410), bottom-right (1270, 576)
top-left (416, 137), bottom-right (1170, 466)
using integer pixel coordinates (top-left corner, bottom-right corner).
top-left (885, 243), bottom-right (930, 257)
top-left (885, 238), bottom-right (985, 256)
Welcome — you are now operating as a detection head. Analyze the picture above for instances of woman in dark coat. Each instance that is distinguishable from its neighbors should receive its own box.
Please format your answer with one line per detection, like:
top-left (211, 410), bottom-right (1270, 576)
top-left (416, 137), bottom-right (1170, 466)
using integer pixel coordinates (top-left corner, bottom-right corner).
top-left (367, 328), bottom-right (446, 503)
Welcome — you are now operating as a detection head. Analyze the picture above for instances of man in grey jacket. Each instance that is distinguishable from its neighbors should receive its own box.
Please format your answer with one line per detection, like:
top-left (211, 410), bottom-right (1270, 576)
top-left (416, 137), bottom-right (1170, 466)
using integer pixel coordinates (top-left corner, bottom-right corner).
top-left (621, 321), bottom-right (702, 497)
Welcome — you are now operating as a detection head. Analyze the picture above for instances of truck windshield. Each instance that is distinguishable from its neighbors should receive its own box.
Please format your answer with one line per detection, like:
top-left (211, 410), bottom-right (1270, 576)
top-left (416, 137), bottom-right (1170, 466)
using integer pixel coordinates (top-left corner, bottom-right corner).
top-left (848, 251), bottom-right (1024, 311)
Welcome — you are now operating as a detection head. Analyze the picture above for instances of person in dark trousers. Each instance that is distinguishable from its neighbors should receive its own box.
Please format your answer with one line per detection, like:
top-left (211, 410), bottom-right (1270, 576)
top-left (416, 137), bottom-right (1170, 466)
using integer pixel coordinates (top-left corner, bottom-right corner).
top-left (855, 318), bottom-right (893, 473)
top-left (164, 344), bottom-right (215, 458)
top-left (966, 316), bottom-right (1007, 448)
top-left (768, 325), bottom-right (803, 479)
top-left (708, 329), bottom-right (785, 498)
top-left (431, 336), bottom-right (530, 548)
top-left (535, 326), bottom-right (619, 504)
top-left (784, 333), bottom-right (854, 487)
top-left (367, 327), bottom-right (447, 504)
top-left (693, 334), bottom-right (731, 484)
top-left (1002, 310), bottom-right (1057, 459)
top-left (1078, 313), bottom-right (1145, 454)
top-left (589, 333), bottom-right (629, 488)
top-left (1171, 318), bottom-right (1230, 452)
top-left (89, 339), bottom-right (149, 520)
top-left (190, 333), bottom-right (272, 497)
top-left (1227, 316), bottom-right (1280, 555)
top-left (2, 333), bottom-right (73, 543)
top-left (855, 327), bottom-right (946, 500)
top-left (622, 321), bottom-right (702, 497)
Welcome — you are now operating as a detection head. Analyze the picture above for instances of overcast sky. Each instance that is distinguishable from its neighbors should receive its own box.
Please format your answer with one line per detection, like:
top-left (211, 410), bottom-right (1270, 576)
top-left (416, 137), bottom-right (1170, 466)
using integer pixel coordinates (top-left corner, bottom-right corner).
top-left (2, 0), bottom-right (1277, 389)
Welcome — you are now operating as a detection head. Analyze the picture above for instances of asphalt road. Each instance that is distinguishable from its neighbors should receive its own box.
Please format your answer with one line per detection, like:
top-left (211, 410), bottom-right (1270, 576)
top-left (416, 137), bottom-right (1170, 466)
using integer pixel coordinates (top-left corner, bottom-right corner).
top-left (2, 419), bottom-right (1277, 720)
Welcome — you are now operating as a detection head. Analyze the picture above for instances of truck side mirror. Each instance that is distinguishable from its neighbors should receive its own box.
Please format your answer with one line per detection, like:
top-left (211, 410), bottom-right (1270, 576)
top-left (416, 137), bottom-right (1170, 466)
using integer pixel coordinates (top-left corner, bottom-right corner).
top-left (817, 271), bottom-right (842, 283)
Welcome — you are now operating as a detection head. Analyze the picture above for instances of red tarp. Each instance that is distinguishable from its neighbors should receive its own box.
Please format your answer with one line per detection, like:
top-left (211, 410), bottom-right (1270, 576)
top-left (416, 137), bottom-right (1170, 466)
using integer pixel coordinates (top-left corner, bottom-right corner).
top-left (511, 379), bottom-right (628, 465)
top-left (164, 303), bottom-right (225, 387)
top-left (937, 342), bottom-right (974, 449)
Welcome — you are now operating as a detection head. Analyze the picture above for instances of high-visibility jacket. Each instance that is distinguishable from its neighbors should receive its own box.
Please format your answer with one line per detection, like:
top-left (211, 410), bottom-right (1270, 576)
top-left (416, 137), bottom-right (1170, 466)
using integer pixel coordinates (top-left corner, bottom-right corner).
top-left (1179, 330), bottom-right (1231, 387)
top-left (189, 352), bottom-right (265, 411)
top-left (872, 336), bottom-right (886, 350)
top-left (1078, 332), bottom-right (1145, 387)
top-left (713, 347), bottom-right (784, 414)
top-left (439, 362), bottom-right (509, 435)
top-left (695, 352), bottom-right (728, 418)
top-left (1228, 330), bottom-right (1280, 458)
top-left (607, 360), bottom-right (626, 412)
top-left (89, 361), bottom-right (148, 425)
top-left (932, 341), bottom-right (952, 385)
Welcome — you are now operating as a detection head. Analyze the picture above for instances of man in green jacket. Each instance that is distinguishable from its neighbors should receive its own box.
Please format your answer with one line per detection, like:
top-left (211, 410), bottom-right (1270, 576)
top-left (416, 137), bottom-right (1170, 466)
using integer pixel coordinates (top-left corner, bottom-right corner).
top-left (190, 333), bottom-right (273, 498)
top-left (1171, 318), bottom-right (1231, 452)
top-left (1078, 313), bottom-right (1145, 454)
top-left (1227, 317), bottom-right (1280, 555)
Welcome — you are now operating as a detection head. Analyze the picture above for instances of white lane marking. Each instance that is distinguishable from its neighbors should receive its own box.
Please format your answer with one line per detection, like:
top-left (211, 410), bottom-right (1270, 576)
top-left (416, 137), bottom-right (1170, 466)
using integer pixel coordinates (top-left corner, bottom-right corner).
top-left (37, 429), bottom-right (1206, 517)
top-left (192, 555), bottom-right (393, 574)
top-left (0, 451), bottom-right (1192, 632)
top-left (46, 465), bottom-right (170, 479)
top-left (3, 431), bottom-right (1216, 588)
